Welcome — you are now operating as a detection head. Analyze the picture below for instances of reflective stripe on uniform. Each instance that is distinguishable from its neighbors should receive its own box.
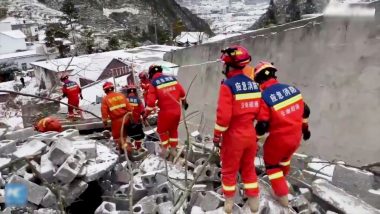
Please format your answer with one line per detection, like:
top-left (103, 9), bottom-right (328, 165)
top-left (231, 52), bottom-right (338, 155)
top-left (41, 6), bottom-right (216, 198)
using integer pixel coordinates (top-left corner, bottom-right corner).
top-left (161, 140), bottom-right (169, 145)
top-left (222, 184), bottom-right (236, 191)
top-left (146, 106), bottom-right (154, 111)
top-left (303, 118), bottom-right (308, 123)
top-left (38, 118), bottom-right (48, 128)
top-left (129, 103), bottom-right (138, 107)
top-left (109, 104), bottom-right (126, 111)
top-left (235, 92), bottom-right (261, 101)
top-left (66, 85), bottom-right (77, 89)
top-left (157, 81), bottom-right (178, 89)
top-left (268, 171), bottom-right (284, 180)
top-left (243, 182), bottom-right (258, 189)
top-left (169, 138), bottom-right (178, 142)
top-left (279, 160), bottom-right (290, 166)
top-left (215, 124), bottom-right (228, 132)
top-left (273, 94), bottom-right (303, 111)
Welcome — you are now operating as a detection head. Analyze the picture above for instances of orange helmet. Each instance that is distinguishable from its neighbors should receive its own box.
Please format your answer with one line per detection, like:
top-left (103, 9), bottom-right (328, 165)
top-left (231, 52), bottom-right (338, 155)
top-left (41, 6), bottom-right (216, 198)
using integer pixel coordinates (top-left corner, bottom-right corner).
top-left (60, 75), bottom-right (69, 82)
top-left (254, 61), bottom-right (277, 83)
top-left (221, 45), bottom-right (251, 68)
top-left (139, 71), bottom-right (148, 80)
top-left (103, 82), bottom-right (114, 91)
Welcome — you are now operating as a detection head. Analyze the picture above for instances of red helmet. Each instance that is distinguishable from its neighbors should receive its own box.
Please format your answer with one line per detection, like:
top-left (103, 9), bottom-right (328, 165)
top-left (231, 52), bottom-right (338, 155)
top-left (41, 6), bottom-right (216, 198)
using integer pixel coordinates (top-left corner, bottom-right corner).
top-left (103, 82), bottom-right (114, 91)
top-left (221, 45), bottom-right (251, 68)
top-left (254, 61), bottom-right (277, 76)
top-left (139, 71), bottom-right (148, 80)
top-left (148, 64), bottom-right (163, 79)
top-left (60, 75), bottom-right (69, 82)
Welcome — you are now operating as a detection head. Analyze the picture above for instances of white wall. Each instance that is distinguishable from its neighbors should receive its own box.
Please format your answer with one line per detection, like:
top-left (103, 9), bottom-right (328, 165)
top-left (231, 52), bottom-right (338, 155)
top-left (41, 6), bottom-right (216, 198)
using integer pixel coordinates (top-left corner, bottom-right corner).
top-left (0, 35), bottom-right (27, 54)
top-left (0, 22), bottom-right (12, 32)
top-left (0, 54), bottom-right (48, 70)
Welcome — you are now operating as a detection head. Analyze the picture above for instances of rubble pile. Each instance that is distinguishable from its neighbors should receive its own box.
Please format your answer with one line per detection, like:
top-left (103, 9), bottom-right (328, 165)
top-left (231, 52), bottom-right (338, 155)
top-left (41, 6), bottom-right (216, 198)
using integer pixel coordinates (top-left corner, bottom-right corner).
top-left (0, 130), bottom-right (379, 214)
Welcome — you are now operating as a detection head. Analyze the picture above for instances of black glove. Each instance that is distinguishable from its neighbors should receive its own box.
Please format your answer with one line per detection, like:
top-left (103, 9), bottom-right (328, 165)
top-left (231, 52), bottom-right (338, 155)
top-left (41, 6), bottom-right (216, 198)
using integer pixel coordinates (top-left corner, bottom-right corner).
top-left (303, 129), bottom-right (311, 141)
top-left (182, 101), bottom-right (189, 110)
top-left (213, 134), bottom-right (222, 148)
top-left (80, 94), bottom-right (83, 100)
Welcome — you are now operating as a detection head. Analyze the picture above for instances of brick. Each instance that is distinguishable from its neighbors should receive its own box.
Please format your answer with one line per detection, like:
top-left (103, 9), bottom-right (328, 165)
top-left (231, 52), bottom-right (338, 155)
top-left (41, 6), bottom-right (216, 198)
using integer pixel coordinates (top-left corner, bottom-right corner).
top-left (48, 138), bottom-right (74, 166)
top-left (52, 129), bottom-right (79, 140)
top-left (41, 189), bottom-right (57, 209)
top-left (72, 140), bottom-right (97, 159)
top-left (0, 140), bottom-right (16, 157)
top-left (28, 131), bottom-right (59, 144)
top-left (12, 140), bottom-right (46, 159)
top-left (8, 175), bottom-right (48, 205)
top-left (53, 150), bottom-right (86, 184)
top-left (95, 201), bottom-right (117, 214)
top-left (62, 179), bottom-right (89, 205)
top-left (141, 170), bottom-right (166, 188)
top-left (40, 153), bottom-right (55, 182)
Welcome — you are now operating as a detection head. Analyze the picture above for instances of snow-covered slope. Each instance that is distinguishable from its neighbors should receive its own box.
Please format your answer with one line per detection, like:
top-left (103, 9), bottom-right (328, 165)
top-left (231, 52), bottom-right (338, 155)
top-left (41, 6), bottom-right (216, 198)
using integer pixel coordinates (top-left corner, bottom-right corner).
top-left (176, 0), bottom-right (269, 33)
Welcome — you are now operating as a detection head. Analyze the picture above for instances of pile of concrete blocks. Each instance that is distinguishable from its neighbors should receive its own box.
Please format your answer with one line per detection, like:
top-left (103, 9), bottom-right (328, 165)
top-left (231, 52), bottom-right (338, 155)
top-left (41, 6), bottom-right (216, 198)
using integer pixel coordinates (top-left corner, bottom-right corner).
top-left (0, 129), bottom-right (119, 212)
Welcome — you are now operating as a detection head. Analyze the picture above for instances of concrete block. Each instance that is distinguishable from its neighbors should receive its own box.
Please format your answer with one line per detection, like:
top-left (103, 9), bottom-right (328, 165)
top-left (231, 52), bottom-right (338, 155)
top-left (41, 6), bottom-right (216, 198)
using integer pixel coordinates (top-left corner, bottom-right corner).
top-left (312, 179), bottom-right (379, 213)
top-left (72, 140), bottom-right (97, 159)
top-left (62, 179), bottom-right (89, 205)
top-left (53, 150), bottom-right (86, 184)
top-left (48, 138), bottom-right (74, 166)
top-left (0, 157), bottom-right (11, 168)
top-left (41, 189), bottom-right (57, 209)
top-left (191, 206), bottom-right (205, 214)
top-left (189, 148), bottom-right (208, 163)
top-left (0, 140), bottom-right (16, 156)
top-left (115, 183), bottom-right (147, 203)
top-left (8, 175), bottom-right (48, 205)
top-left (95, 201), bottom-right (117, 214)
top-left (157, 201), bottom-right (173, 214)
top-left (16, 165), bottom-right (35, 181)
top-left (78, 165), bottom-right (87, 177)
top-left (40, 153), bottom-right (55, 182)
top-left (200, 191), bottom-right (224, 211)
top-left (291, 153), bottom-right (311, 170)
top-left (332, 164), bottom-right (378, 209)
top-left (139, 155), bottom-right (167, 173)
top-left (33, 208), bottom-right (60, 214)
top-left (290, 195), bottom-right (310, 213)
top-left (141, 170), bottom-right (165, 188)
top-left (28, 131), bottom-right (59, 144)
top-left (4, 128), bottom-right (38, 141)
top-left (52, 129), bottom-right (79, 140)
top-left (299, 188), bottom-right (312, 201)
top-left (13, 140), bottom-right (46, 159)
top-left (112, 162), bottom-right (131, 184)
top-left (194, 165), bottom-right (216, 182)
top-left (134, 193), bottom-right (169, 213)
top-left (143, 141), bottom-right (158, 155)
top-left (84, 143), bottom-right (118, 182)
top-left (107, 196), bottom-right (130, 211)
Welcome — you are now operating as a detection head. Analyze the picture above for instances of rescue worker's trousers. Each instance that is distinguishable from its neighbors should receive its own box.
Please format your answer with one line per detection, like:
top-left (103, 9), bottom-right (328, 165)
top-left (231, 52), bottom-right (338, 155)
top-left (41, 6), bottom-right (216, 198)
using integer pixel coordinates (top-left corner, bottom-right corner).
top-left (111, 117), bottom-right (128, 150)
top-left (263, 135), bottom-right (301, 197)
top-left (157, 111), bottom-right (180, 149)
top-left (221, 134), bottom-right (259, 198)
top-left (45, 119), bottom-right (63, 132)
top-left (67, 97), bottom-right (81, 116)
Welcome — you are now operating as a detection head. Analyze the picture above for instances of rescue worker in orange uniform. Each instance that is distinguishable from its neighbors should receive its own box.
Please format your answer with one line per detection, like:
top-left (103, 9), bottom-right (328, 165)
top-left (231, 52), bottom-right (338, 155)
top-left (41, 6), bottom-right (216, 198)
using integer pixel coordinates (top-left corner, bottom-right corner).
top-left (243, 64), bottom-right (255, 80)
top-left (61, 75), bottom-right (83, 118)
top-left (254, 61), bottom-right (311, 207)
top-left (139, 71), bottom-right (150, 105)
top-left (213, 45), bottom-right (265, 213)
top-left (101, 82), bottom-right (133, 153)
top-left (34, 117), bottom-right (63, 133)
top-left (144, 65), bottom-right (188, 159)
top-left (125, 84), bottom-right (145, 150)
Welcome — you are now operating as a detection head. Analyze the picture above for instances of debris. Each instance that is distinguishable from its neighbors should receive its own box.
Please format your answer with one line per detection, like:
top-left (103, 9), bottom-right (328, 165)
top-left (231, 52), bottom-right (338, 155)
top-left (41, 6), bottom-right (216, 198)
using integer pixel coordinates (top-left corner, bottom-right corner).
top-left (13, 140), bottom-right (46, 158)
top-left (0, 140), bottom-right (17, 156)
top-left (49, 138), bottom-right (74, 166)
top-left (8, 175), bottom-right (48, 205)
top-left (311, 179), bottom-right (379, 214)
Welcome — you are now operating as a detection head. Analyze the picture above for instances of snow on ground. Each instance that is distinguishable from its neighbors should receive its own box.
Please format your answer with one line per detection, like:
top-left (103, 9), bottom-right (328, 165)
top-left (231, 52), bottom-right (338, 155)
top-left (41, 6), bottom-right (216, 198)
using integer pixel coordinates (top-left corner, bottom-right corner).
top-left (324, 0), bottom-right (375, 17)
top-left (368, 189), bottom-right (380, 195)
top-left (307, 158), bottom-right (336, 177)
top-left (177, 0), bottom-right (268, 33)
top-left (103, 7), bottom-right (140, 17)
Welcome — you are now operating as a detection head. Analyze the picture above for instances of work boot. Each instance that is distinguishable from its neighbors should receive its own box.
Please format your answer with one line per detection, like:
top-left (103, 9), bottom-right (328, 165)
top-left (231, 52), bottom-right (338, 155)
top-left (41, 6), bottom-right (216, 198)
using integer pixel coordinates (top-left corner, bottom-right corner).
top-left (277, 195), bottom-right (289, 207)
top-left (168, 147), bottom-right (178, 161)
top-left (224, 197), bottom-right (234, 214)
top-left (247, 196), bottom-right (259, 213)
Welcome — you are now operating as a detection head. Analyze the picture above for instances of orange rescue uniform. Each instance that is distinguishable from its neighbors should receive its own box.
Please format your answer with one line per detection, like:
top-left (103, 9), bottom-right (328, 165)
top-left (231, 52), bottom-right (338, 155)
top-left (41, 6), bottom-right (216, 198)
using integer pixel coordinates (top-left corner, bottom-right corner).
top-left (101, 91), bottom-right (133, 147)
top-left (35, 117), bottom-right (63, 133)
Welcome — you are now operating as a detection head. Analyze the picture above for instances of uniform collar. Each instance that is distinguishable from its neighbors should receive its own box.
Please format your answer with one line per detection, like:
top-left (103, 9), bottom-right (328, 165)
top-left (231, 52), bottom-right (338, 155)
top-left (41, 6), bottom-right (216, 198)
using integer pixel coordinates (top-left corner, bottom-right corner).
top-left (152, 73), bottom-right (162, 80)
top-left (226, 69), bottom-right (243, 79)
top-left (260, 78), bottom-right (279, 90)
